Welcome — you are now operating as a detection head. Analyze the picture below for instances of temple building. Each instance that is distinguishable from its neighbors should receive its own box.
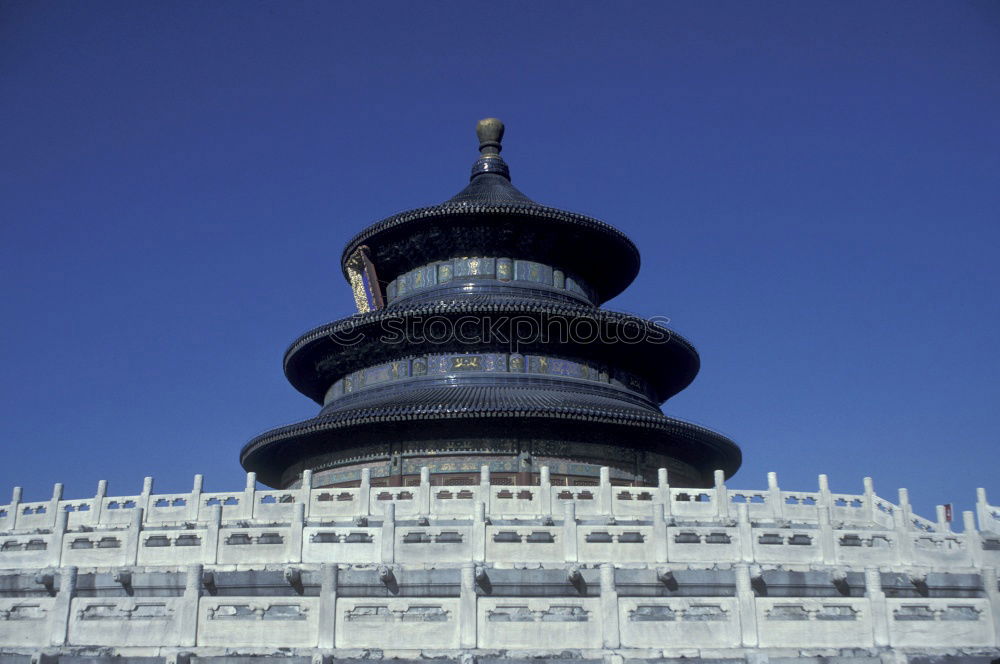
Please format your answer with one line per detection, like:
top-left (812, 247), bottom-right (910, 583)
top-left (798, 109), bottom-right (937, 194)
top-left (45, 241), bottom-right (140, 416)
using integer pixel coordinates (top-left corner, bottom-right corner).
top-left (1, 120), bottom-right (999, 664)
top-left (241, 117), bottom-right (740, 490)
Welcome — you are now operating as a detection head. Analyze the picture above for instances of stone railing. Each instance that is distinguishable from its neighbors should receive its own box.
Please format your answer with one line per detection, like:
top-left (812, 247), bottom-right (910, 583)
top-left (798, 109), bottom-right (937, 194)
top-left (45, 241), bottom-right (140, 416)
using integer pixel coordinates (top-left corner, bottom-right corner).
top-left (0, 467), bottom-right (984, 531)
top-left (1, 468), bottom-right (999, 655)
top-left (0, 468), bottom-right (997, 572)
top-left (0, 564), bottom-right (997, 652)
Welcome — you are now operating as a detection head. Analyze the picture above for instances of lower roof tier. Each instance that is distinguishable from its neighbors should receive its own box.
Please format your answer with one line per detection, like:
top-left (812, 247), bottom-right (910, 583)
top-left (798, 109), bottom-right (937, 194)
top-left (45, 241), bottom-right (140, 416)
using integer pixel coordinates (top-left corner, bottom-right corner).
top-left (240, 382), bottom-right (741, 488)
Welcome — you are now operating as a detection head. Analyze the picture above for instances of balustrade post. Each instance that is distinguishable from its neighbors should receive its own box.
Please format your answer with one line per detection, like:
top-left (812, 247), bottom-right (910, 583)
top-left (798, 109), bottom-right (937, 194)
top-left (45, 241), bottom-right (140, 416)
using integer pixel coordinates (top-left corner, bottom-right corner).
top-left (288, 502), bottom-right (304, 564)
top-left (317, 564), bottom-right (338, 649)
top-left (48, 483), bottom-right (63, 530)
top-left (301, 470), bottom-right (313, 518)
top-left (599, 466), bottom-right (612, 516)
top-left (243, 472), bottom-right (257, 519)
top-left (981, 566), bottom-right (1000, 647)
top-left (977, 488), bottom-right (992, 533)
top-left (714, 469), bottom-right (729, 519)
top-left (479, 465), bottom-right (491, 508)
top-left (817, 506), bottom-right (836, 565)
top-left (49, 567), bottom-right (77, 646)
top-left (178, 564), bottom-right (202, 647)
top-left (5, 486), bottom-right (21, 530)
top-left (539, 465), bottom-right (552, 519)
top-left (865, 567), bottom-right (889, 647)
top-left (419, 466), bottom-right (431, 516)
top-left (92, 480), bottom-right (107, 525)
top-left (125, 507), bottom-right (144, 565)
top-left (51, 507), bottom-right (67, 568)
top-left (767, 472), bottom-right (782, 521)
top-left (862, 477), bottom-right (875, 524)
top-left (563, 501), bottom-right (578, 563)
top-left (737, 503), bottom-right (754, 562)
top-left (190, 475), bottom-right (203, 522)
top-left (817, 474), bottom-right (832, 522)
top-left (473, 501), bottom-right (487, 563)
top-left (140, 476), bottom-right (153, 513)
top-left (600, 563), bottom-right (620, 648)
top-left (460, 563), bottom-right (477, 648)
top-left (48, 566), bottom-right (76, 646)
top-left (896, 487), bottom-right (911, 529)
top-left (381, 502), bottom-right (395, 564)
top-left (359, 468), bottom-right (372, 518)
top-left (652, 502), bottom-right (668, 563)
top-left (657, 468), bottom-right (671, 517)
top-left (894, 488), bottom-right (914, 565)
top-left (936, 504), bottom-right (951, 533)
top-left (734, 564), bottom-right (758, 647)
top-left (205, 505), bottom-right (222, 565)
top-left (963, 510), bottom-right (984, 567)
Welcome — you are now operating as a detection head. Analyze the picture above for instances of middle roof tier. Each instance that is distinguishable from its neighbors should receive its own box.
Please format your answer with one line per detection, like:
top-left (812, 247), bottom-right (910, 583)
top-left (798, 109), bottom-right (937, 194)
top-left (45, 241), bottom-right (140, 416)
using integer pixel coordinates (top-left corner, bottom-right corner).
top-left (283, 298), bottom-right (701, 406)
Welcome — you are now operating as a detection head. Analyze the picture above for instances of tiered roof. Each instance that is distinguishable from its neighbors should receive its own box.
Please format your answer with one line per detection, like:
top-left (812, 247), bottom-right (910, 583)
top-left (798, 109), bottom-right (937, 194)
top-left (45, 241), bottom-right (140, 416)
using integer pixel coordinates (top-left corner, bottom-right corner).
top-left (242, 119), bottom-right (740, 488)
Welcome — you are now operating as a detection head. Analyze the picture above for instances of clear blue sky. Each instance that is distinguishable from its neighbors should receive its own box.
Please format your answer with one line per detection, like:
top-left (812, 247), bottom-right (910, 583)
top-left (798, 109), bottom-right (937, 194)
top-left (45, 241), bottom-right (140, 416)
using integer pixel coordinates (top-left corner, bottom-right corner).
top-left (2, 1), bottom-right (998, 519)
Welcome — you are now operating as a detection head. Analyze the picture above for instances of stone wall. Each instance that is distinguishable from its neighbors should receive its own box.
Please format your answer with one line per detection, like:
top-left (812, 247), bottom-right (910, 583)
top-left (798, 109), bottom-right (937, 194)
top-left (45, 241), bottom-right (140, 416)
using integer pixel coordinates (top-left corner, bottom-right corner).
top-left (1, 467), bottom-right (999, 663)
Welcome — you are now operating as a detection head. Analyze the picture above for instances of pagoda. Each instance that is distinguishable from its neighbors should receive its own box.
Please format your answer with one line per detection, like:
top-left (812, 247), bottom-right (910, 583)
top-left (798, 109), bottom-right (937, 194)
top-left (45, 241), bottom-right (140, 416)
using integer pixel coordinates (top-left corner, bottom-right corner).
top-left (241, 119), bottom-right (741, 489)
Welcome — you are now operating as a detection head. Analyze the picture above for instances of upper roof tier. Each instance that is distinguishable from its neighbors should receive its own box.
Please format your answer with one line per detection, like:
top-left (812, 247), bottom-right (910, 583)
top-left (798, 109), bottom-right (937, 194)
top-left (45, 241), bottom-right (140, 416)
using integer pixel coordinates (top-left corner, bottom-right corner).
top-left (339, 119), bottom-right (641, 306)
